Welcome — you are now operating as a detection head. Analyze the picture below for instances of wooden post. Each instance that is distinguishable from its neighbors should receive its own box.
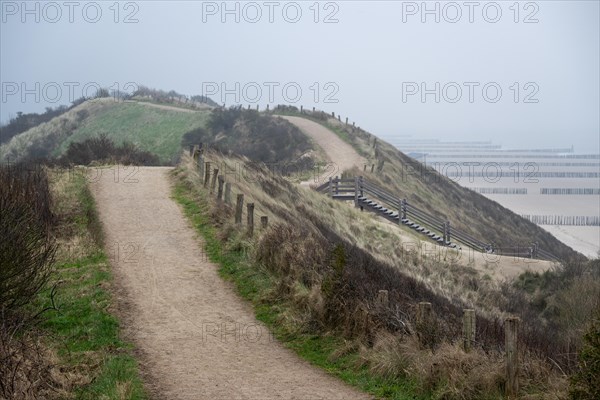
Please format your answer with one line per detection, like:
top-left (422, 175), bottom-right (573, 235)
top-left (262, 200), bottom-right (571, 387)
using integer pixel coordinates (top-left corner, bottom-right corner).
top-left (235, 194), bottom-right (244, 224)
top-left (224, 183), bottom-right (232, 204)
top-left (247, 203), bottom-right (255, 236)
top-left (332, 111), bottom-right (335, 117)
top-left (198, 155), bottom-right (205, 177)
top-left (260, 216), bottom-right (268, 229)
top-left (217, 176), bottom-right (224, 201)
top-left (210, 168), bottom-right (219, 194)
top-left (370, 164), bottom-right (375, 173)
top-left (505, 317), bottom-right (520, 398)
top-left (300, 105), bottom-right (303, 113)
top-left (354, 176), bottom-right (359, 207)
top-left (446, 221), bottom-right (451, 244)
top-left (204, 162), bottom-right (211, 187)
top-left (442, 222), bottom-right (447, 244)
top-left (328, 177), bottom-right (333, 198)
top-left (256, 104), bottom-right (259, 111)
top-left (416, 302), bottom-right (433, 347)
top-left (334, 175), bottom-right (339, 195)
top-left (462, 309), bottom-right (476, 352)
top-left (401, 199), bottom-right (407, 219)
top-left (376, 290), bottom-right (389, 310)
top-left (345, 117), bottom-right (348, 125)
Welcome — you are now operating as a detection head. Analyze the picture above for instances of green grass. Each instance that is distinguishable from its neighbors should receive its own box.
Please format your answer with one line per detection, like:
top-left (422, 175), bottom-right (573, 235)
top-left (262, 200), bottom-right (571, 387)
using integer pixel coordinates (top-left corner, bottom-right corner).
top-left (55, 102), bottom-right (210, 163)
top-left (36, 170), bottom-right (146, 399)
top-left (171, 173), bottom-right (425, 400)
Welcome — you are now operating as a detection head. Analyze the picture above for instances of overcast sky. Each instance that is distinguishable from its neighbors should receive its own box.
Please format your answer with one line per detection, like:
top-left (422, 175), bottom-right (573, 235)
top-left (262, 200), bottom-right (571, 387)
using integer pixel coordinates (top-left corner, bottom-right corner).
top-left (1, 0), bottom-right (599, 151)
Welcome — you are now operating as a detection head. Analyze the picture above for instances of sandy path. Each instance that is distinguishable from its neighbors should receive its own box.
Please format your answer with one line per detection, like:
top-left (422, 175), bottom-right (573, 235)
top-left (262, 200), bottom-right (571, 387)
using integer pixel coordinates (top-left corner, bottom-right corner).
top-left (279, 116), bottom-right (366, 184)
top-left (91, 167), bottom-right (371, 400)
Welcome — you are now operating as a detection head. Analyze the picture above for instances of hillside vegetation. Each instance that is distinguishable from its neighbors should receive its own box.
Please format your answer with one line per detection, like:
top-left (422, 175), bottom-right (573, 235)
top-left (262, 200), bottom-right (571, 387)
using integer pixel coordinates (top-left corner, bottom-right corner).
top-left (0, 99), bottom-right (210, 164)
top-left (272, 107), bottom-right (582, 261)
top-left (172, 149), bottom-right (596, 399)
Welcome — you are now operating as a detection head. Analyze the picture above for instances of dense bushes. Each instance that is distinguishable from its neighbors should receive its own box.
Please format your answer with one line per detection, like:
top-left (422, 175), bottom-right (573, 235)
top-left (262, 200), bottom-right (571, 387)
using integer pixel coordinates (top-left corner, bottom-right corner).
top-left (0, 163), bottom-right (59, 398)
top-left (182, 107), bottom-right (315, 175)
top-left (0, 163), bottom-right (56, 312)
top-left (570, 301), bottom-right (600, 399)
top-left (55, 134), bottom-right (161, 166)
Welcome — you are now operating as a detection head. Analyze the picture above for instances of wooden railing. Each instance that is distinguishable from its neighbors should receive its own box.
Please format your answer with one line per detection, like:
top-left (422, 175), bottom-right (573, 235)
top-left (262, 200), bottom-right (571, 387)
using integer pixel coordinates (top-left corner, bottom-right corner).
top-left (315, 176), bottom-right (560, 262)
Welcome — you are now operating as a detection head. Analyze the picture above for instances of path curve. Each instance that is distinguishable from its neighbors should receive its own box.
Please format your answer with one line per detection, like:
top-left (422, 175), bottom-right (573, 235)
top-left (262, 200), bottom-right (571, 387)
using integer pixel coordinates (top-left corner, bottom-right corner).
top-left (91, 167), bottom-right (371, 400)
top-left (279, 116), bottom-right (366, 184)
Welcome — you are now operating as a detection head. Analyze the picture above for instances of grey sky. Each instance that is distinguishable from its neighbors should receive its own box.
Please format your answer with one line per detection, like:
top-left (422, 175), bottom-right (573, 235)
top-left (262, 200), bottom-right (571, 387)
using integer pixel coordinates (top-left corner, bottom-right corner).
top-left (1, 0), bottom-right (599, 151)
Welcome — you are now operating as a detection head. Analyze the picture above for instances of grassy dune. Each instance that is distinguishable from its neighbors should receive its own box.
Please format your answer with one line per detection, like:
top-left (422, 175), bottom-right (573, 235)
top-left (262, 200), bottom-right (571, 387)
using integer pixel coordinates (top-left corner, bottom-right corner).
top-left (55, 102), bottom-right (209, 163)
top-left (0, 99), bottom-right (210, 164)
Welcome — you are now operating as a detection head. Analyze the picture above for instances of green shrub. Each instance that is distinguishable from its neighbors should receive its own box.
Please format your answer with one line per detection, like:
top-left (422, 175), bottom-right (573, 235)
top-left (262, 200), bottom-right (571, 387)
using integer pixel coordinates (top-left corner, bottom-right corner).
top-left (570, 301), bottom-right (600, 399)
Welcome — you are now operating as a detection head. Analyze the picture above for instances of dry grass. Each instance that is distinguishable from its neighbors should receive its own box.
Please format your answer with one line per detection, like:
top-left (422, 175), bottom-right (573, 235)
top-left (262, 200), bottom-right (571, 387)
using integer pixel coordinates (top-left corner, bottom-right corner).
top-left (176, 150), bottom-right (577, 398)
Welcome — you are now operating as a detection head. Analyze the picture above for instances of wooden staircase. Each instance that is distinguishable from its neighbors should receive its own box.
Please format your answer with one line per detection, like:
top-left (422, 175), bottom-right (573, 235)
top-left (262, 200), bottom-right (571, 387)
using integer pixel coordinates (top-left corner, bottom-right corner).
top-left (314, 176), bottom-right (560, 262)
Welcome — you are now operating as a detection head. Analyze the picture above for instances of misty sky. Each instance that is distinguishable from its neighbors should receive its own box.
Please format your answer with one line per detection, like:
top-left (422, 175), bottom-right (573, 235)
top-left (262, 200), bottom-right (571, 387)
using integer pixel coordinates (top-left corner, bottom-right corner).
top-left (1, 0), bottom-right (599, 151)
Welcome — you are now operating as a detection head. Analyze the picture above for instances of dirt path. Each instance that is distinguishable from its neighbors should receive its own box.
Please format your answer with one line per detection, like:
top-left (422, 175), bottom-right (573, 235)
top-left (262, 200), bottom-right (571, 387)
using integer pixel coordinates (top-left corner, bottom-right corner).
top-left (91, 167), bottom-right (371, 400)
top-left (279, 116), bottom-right (366, 184)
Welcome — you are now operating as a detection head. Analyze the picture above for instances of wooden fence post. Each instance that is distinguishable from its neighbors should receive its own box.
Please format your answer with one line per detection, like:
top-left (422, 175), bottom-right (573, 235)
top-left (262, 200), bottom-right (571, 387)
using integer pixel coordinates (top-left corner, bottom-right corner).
top-left (505, 317), bottom-right (520, 399)
top-left (376, 290), bottom-right (389, 310)
top-left (416, 302), bottom-right (433, 347)
top-left (247, 203), bottom-right (255, 236)
top-left (235, 194), bottom-right (244, 224)
top-left (204, 162), bottom-right (211, 187)
top-left (210, 168), bottom-right (219, 194)
top-left (401, 199), bottom-right (407, 220)
top-left (328, 177), bottom-right (333, 198)
top-left (260, 216), bottom-right (268, 229)
top-left (442, 222), bottom-right (447, 244)
top-left (224, 183), bottom-right (232, 205)
top-left (446, 221), bottom-right (451, 244)
top-left (354, 176), bottom-right (359, 208)
top-left (463, 309), bottom-right (476, 352)
top-left (217, 176), bottom-right (224, 201)
top-left (198, 154), bottom-right (205, 177)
